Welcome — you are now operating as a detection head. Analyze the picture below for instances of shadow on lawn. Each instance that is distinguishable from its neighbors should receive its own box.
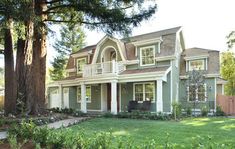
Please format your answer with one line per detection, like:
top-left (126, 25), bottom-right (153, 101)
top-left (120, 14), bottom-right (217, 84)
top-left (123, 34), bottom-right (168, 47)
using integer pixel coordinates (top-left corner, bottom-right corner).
top-left (181, 117), bottom-right (235, 131)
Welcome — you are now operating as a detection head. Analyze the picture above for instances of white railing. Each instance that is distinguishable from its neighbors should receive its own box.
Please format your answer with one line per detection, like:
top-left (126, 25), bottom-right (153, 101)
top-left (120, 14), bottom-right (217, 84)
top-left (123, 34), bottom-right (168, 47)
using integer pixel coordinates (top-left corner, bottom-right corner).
top-left (83, 60), bottom-right (125, 77)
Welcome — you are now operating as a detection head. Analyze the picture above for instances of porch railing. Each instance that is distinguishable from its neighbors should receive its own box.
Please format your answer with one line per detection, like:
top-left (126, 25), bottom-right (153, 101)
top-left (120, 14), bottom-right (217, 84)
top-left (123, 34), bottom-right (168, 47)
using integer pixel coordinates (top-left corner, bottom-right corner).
top-left (83, 60), bottom-right (125, 77)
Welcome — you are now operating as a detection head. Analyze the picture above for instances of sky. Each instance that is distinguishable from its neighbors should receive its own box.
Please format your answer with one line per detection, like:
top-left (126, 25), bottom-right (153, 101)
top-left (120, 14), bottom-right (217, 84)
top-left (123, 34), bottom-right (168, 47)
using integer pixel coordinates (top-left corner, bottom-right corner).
top-left (1, 0), bottom-right (235, 67)
top-left (77, 0), bottom-right (235, 52)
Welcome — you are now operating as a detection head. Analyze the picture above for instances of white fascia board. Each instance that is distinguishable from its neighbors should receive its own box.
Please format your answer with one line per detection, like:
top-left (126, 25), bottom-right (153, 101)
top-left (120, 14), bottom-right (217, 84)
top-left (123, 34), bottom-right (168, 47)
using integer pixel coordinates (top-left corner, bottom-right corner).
top-left (65, 68), bottom-right (76, 72)
top-left (216, 80), bottom-right (228, 85)
top-left (180, 74), bottom-right (220, 79)
top-left (155, 55), bottom-right (176, 62)
top-left (132, 37), bottom-right (162, 47)
top-left (71, 51), bottom-right (91, 58)
top-left (122, 60), bottom-right (139, 65)
top-left (184, 55), bottom-right (209, 61)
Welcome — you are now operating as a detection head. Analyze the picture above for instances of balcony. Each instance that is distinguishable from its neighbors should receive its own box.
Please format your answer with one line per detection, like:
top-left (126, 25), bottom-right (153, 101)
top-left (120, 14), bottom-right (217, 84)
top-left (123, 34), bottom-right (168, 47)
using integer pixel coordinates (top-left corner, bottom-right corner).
top-left (83, 60), bottom-right (125, 77)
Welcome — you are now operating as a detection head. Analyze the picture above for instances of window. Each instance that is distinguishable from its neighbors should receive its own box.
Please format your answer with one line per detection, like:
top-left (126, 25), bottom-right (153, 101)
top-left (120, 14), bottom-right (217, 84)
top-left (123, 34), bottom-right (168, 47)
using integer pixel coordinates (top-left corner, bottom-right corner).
top-left (77, 58), bottom-right (87, 73)
top-left (134, 82), bottom-right (155, 102)
top-left (140, 46), bottom-right (155, 66)
top-left (187, 84), bottom-right (207, 102)
top-left (77, 86), bottom-right (91, 102)
top-left (188, 59), bottom-right (205, 71)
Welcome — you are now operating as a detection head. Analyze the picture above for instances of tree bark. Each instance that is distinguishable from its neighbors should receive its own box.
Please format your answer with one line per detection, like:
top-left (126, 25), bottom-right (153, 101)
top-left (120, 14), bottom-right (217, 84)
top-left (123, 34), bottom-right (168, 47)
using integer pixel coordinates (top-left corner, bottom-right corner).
top-left (4, 18), bottom-right (16, 115)
top-left (29, 0), bottom-right (47, 114)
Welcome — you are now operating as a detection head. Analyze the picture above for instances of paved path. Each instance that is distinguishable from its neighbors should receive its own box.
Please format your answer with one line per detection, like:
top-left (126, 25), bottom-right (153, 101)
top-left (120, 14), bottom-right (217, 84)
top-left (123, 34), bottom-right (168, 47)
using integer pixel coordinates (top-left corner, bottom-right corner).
top-left (0, 117), bottom-right (90, 140)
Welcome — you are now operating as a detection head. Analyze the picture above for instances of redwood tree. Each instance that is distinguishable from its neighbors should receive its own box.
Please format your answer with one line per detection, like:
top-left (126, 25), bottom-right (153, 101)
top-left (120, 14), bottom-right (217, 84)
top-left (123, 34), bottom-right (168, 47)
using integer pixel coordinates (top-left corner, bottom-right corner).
top-left (2, 0), bottom-right (157, 115)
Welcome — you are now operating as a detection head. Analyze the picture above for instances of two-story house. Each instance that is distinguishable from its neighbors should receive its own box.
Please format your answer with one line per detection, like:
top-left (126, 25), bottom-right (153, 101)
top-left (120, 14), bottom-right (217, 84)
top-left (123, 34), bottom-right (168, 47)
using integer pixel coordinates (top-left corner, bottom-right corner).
top-left (47, 27), bottom-right (225, 114)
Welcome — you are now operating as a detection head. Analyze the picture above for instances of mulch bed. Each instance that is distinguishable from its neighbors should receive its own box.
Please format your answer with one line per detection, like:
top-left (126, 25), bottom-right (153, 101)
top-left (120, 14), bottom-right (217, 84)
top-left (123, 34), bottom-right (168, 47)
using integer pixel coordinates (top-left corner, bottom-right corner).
top-left (0, 140), bottom-right (35, 149)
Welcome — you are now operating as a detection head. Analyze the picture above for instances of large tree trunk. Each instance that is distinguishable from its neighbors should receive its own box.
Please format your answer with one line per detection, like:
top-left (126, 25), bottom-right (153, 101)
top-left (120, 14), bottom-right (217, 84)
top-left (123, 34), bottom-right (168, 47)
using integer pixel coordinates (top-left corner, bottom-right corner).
top-left (4, 18), bottom-right (16, 115)
top-left (15, 39), bottom-right (26, 113)
top-left (29, 0), bottom-right (47, 114)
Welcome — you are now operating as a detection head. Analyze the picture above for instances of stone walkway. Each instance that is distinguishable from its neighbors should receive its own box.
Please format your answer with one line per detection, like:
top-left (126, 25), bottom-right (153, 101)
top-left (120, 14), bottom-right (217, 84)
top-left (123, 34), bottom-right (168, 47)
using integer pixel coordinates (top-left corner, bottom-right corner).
top-left (0, 117), bottom-right (90, 140)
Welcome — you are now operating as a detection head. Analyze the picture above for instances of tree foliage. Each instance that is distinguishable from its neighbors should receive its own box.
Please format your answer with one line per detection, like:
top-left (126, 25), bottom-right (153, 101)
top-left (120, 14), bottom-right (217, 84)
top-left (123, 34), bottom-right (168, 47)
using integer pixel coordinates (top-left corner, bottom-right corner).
top-left (221, 51), bottom-right (235, 95)
top-left (49, 24), bottom-right (85, 81)
top-left (0, 0), bottom-right (157, 115)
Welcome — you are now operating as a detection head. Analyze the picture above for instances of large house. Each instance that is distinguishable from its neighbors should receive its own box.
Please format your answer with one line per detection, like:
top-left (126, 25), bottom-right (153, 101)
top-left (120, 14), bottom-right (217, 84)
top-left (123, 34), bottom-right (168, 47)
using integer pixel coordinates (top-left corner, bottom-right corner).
top-left (47, 27), bottom-right (226, 114)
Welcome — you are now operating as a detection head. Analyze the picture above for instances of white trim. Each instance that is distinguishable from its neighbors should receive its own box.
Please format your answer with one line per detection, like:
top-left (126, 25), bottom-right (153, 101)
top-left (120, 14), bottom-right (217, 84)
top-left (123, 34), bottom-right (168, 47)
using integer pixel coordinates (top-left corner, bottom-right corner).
top-left (80, 83), bottom-right (87, 113)
top-left (133, 82), bottom-right (155, 103)
top-left (77, 85), bottom-right (92, 103)
top-left (76, 57), bottom-right (87, 74)
top-left (155, 55), bottom-right (176, 62)
top-left (71, 51), bottom-right (92, 58)
top-left (156, 80), bottom-right (163, 112)
top-left (123, 60), bottom-right (139, 65)
top-left (140, 45), bottom-right (156, 66)
top-left (170, 60), bottom-right (173, 112)
top-left (111, 80), bottom-right (118, 114)
top-left (119, 83), bottom-right (122, 112)
top-left (92, 35), bottom-right (126, 64)
top-left (184, 55), bottom-right (209, 61)
top-left (205, 58), bottom-right (208, 70)
top-left (66, 68), bottom-right (76, 73)
top-left (214, 78), bottom-right (217, 112)
top-left (100, 46), bottom-right (118, 62)
top-left (180, 74), bottom-right (220, 79)
top-left (132, 37), bottom-right (162, 47)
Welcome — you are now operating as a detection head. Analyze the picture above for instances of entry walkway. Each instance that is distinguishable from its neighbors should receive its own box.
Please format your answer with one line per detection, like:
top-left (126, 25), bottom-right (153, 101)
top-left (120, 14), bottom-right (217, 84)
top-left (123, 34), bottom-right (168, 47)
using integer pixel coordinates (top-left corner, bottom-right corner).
top-left (0, 117), bottom-right (90, 140)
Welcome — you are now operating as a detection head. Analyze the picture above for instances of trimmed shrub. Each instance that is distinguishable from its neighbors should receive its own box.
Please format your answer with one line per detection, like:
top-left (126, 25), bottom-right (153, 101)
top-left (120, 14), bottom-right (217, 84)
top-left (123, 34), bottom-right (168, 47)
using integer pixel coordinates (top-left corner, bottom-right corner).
top-left (215, 105), bottom-right (225, 116)
top-left (201, 106), bottom-right (209, 116)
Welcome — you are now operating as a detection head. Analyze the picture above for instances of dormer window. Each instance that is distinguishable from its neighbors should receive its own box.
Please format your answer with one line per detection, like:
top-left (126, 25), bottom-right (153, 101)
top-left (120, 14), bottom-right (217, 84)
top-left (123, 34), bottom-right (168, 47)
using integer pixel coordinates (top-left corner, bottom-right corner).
top-left (140, 46), bottom-right (155, 66)
top-left (77, 58), bottom-right (87, 73)
top-left (188, 59), bottom-right (205, 71)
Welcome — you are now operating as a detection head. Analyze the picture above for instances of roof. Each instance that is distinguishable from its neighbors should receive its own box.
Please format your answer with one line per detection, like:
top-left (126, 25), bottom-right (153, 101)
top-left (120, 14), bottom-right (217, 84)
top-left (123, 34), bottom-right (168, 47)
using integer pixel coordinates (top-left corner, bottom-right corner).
top-left (183, 47), bottom-right (219, 57)
top-left (122, 26), bottom-right (182, 43)
top-left (71, 45), bottom-right (96, 55)
top-left (217, 78), bottom-right (228, 84)
top-left (120, 66), bottom-right (169, 75)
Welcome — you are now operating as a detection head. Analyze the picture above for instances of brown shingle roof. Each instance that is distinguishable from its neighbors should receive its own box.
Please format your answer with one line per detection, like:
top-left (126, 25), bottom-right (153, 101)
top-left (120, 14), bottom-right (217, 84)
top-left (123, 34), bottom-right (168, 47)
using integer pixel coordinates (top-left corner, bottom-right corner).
top-left (66, 56), bottom-right (75, 69)
top-left (71, 45), bottom-right (96, 55)
top-left (122, 26), bottom-right (181, 43)
top-left (120, 66), bottom-right (169, 75)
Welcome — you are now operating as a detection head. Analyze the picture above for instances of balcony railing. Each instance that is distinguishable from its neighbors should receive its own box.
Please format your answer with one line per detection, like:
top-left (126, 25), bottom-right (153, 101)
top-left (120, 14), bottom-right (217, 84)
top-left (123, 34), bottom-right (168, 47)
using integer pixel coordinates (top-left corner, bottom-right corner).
top-left (83, 60), bottom-right (125, 77)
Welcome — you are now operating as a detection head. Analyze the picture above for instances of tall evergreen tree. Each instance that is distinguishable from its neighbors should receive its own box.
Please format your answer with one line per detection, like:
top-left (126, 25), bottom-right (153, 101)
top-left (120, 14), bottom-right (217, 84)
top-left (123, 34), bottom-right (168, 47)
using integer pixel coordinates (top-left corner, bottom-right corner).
top-left (49, 24), bottom-right (85, 80)
top-left (0, 0), bottom-right (157, 115)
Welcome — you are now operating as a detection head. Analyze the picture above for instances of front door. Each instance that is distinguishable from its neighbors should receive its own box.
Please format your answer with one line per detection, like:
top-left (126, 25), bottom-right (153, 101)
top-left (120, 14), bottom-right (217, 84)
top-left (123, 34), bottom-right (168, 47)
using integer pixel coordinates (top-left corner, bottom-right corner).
top-left (107, 83), bottom-right (119, 112)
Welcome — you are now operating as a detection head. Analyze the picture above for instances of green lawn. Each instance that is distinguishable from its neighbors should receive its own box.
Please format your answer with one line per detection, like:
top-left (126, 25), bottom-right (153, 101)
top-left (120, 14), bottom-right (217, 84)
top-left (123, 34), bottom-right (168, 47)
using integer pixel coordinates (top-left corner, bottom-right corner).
top-left (67, 117), bottom-right (235, 147)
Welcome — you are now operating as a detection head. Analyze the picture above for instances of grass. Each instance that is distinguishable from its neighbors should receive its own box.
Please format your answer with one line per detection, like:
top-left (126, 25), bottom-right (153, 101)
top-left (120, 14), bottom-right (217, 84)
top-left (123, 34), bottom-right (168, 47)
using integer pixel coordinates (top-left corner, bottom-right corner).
top-left (65, 117), bottom-right (235, 147)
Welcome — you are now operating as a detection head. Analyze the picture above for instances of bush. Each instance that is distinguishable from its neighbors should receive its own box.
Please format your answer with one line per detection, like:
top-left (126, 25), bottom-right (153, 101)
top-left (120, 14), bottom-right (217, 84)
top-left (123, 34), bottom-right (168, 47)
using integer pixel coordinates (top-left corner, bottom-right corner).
top-left (215, 105), bottom-right (225, 116)
top-left (185, 106), bottom-right (192, 116)
top-left (103, 112), bottom-right (114, 118)
top-left (172, 101), bottom-right (182, 120)
top-left (32, 127), bottom-right (50, 146)
top-left (73, 109), bottom-right (86, 117)
top-left (201, 106), bottom-right (209, 116)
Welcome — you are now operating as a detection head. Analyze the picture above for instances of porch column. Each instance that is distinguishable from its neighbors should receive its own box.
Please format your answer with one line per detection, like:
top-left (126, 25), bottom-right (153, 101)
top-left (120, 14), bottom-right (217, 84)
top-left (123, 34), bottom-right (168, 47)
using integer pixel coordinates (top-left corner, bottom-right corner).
top-left (81, 83), bottom-right (87, 113)
top-left (111, 80), bottom-right (118, 114)
top-left (59, 84), bottom-right (62, 108)
top-left (156, 80), bottom-right (163, 113)
top-left (112, 60), bottom-right (116, 74)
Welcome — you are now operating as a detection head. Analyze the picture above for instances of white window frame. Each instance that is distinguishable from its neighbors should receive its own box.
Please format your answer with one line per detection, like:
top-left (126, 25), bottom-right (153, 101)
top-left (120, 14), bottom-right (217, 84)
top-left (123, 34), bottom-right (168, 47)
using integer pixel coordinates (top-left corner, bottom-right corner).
top-left (187, 84), bottom-right (207, 102)
top-left (188, 59), bottom-right (205, 71)
top-left (133, 82), bottom-right (155, 103)
top-left (76, 57), bottom-right (87, 74)
top-left (77, 85), bottom-right (91, 103)
top-left (140, 46), bottom-right (155, 66)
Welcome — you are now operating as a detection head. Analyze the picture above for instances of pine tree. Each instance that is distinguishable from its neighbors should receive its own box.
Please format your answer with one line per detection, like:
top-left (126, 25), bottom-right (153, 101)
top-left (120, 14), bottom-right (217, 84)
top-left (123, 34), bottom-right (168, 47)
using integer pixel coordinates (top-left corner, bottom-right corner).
top-left (50, 24), bottom-right (85, 80)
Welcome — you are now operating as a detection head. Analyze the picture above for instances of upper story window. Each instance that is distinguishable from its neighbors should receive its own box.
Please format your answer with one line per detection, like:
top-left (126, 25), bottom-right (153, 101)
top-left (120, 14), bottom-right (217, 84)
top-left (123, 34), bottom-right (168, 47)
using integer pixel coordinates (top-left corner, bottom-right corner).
top-left (77, 58), bottom-right (87, 73)
top-left (188, 59), bottom-right (205, 71)
top-left (140, 46), bottom-right (155, 66)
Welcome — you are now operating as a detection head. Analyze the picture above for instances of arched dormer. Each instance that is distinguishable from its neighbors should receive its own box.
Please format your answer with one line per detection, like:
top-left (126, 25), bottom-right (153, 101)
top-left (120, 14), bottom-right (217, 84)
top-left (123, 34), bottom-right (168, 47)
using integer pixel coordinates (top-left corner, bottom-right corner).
top-left (92, 35), bottom-right (126, 64)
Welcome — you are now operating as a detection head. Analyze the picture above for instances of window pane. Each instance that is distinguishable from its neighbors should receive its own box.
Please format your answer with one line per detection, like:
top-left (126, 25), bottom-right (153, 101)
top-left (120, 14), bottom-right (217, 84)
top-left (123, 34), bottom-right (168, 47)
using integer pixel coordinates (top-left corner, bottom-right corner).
top-left (77, 58), bottom-right (86, 72)
top-left (141, 47), bottom-right (155, 65)
top-left (189, 60), bottom-right (204, 71)
top-left (135, 84), bottom-right (143, 101)
top-left (77, 87), bottom-right (81, 101)
top-left (86, 86), bottom-right (91, 102)
top-left (145, 83), bottom-right (154, 101)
